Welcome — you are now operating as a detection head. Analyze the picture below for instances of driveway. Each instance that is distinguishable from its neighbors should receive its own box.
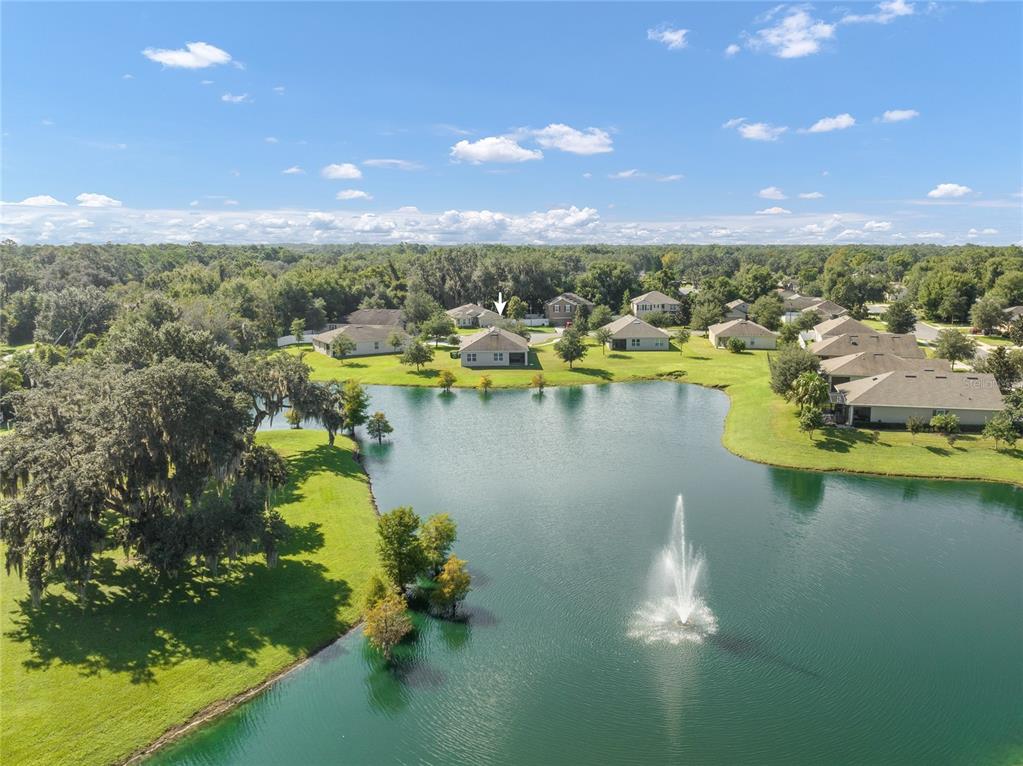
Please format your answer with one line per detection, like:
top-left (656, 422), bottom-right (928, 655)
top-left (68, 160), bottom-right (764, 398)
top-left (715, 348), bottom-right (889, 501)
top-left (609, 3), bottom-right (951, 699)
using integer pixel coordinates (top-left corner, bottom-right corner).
top-left (529, 327), bottom-right (562, 346)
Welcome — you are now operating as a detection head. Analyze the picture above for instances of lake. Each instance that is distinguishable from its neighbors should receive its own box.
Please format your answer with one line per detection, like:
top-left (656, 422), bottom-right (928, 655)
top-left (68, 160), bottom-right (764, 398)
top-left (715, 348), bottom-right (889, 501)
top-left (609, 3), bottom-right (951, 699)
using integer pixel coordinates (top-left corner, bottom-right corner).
top-left (156, 382), bottom-right (1023, 765)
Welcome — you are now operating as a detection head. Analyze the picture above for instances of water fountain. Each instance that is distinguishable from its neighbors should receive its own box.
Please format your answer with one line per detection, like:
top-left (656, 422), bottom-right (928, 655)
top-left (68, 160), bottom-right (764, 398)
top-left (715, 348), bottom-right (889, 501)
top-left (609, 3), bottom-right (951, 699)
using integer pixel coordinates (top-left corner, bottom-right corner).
top-left (629, 495), bottom-right (717, 644)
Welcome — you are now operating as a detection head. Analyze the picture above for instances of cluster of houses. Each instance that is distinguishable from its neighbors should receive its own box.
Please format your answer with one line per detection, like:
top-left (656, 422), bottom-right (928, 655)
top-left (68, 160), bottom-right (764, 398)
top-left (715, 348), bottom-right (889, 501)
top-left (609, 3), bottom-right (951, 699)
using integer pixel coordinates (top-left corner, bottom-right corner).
top-left (305, 288), bottom-right (1007, 430)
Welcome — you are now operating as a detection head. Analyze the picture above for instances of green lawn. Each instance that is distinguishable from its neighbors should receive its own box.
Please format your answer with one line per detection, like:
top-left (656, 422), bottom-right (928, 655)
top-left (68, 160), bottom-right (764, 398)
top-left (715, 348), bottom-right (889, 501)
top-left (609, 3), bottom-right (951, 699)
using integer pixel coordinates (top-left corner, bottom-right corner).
top-left (296, 338), bottom-right (1022, 487)
top-left (0, 430), bottom-right (380, 766)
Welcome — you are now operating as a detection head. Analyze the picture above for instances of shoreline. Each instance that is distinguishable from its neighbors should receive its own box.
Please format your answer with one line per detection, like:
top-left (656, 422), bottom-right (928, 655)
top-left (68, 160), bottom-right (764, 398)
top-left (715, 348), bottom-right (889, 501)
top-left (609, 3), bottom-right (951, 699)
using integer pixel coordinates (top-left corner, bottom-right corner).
top-left (120, 381), bottom-right (1019, 761)
top-left (121, 435), bottom-right (384, 765)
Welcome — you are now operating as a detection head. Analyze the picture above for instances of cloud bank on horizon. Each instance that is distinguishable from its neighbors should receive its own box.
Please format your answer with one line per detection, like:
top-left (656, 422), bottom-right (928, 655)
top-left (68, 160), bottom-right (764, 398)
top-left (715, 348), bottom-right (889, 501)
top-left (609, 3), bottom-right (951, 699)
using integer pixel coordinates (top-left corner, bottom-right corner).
top-left (1, 1), bottom-right (1020, 245)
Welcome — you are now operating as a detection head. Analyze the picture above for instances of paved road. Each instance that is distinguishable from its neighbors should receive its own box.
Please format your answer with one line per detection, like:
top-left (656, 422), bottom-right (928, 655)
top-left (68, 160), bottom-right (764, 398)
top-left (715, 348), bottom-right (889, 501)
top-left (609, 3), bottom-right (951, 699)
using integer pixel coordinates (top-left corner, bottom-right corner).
top-left (914, 320), bottom-right (940, 343)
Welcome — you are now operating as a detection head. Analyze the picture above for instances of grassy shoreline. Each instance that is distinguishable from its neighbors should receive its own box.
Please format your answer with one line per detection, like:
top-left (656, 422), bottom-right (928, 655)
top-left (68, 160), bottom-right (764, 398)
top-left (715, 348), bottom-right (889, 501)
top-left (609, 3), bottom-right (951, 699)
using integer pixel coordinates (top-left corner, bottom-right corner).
top-left (293, 338), bottom-right (1023, 488)
top-left (0, 430), bottom-right (381, 766)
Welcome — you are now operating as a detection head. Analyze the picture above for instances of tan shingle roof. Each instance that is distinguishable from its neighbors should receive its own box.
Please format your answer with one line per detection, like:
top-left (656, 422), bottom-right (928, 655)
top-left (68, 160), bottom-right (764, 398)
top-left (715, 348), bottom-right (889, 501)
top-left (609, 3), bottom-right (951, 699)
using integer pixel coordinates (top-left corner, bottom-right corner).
top-left (835, 371), bottom-right (1003, 411)
top-left (707, 319), bottom-right (777, 338)
top-left (446, 303), bottom-right (502, 323)
top-left (809, 332), bottom-right (924, 358)
top-left (632, 290), bottom-right (681, 306)
top-left (601, 315), bottom-right (670, 339)
top-left (312, 324), bottom-right (406, 343)
top-left (803, 300), bottom-right (848, 317)
top-left (545, 292), bottom-right (594, 307)
top-left (821, 352), bottom-right (951, 378)
top-left (725, 299), bottom-right (749, 310)
top-left (459, 327), bottom-right (529, 353)
top-left (813, 316), bottom-right (873, 337)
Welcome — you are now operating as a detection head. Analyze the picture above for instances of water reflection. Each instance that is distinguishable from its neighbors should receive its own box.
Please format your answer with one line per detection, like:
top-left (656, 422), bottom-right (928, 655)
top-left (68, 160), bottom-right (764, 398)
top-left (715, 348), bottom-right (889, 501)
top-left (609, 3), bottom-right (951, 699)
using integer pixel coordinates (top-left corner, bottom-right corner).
top-left (768, 467), bottom-right (825, 516)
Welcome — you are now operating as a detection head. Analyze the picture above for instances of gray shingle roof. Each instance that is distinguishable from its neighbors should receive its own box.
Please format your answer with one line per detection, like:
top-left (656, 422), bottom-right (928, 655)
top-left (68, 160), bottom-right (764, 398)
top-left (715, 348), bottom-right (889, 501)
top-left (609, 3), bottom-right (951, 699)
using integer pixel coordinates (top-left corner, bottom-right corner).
top-left (601, 315), bottom-right (671, 339)
top-left (821, 352), bottom-right (951, 378)
top-left (707, 318), bottom-right (777, 338)
top-left (834, 371), bottom-right (1003, 411)
top-left (813, 316), bottom-right (873, 337)
top-left (446, 303), bottom-right (502, 323)
top-left (311, 324), bottom-right (406, 343)
top-left (632, 290), bottom-right (681, 306)
top-left (809, 332), bottom-right (924, 358)
top-left (459, 326), bottom-right (530, 353)
top-left (545, 292), bottom-right (594, 307)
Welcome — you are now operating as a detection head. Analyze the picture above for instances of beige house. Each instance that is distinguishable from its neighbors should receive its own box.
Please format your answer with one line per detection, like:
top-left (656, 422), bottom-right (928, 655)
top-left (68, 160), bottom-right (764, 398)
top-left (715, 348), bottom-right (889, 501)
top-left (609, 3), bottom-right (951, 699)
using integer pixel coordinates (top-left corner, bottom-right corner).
top-left (311, 324), bottom-right (407, 357)
top-left (782, 295), bottom-right (848, 323)
top-left (459, 327), bottom-right (529, 367)
top-left (834, 371), bottom-right (1003, 427)
top-left (545, 292), bottom-right (594, 326)
top-left (708, 319), bottom-right (778, 349)
top-left (631, 290), bottom-right (681, 317)
top-left (808, 332), bottom-right (924, 359)
top-left (446, 303), bottom-right (502, 328)
top-left (600, 315), bottom-right (671, 351)
top-left (808, 316), bottom-right (874, 342)
top-left (724, 299), bottom-right (750, 320)
top-left (821, 352), bottom-right (951, 387)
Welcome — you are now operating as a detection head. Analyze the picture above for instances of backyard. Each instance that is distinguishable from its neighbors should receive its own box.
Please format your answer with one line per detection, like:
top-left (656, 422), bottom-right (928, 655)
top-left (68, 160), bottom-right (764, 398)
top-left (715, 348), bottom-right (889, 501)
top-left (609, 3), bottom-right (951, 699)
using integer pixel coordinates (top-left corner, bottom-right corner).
top-left (0, 430), bottom-right (380, 766)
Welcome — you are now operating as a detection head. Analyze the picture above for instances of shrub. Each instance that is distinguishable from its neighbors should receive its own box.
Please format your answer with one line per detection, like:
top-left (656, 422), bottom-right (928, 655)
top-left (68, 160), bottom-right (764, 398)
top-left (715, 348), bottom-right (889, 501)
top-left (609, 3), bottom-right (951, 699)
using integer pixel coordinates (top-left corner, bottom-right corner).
top-left (726, 336), bottom-right (746, 353)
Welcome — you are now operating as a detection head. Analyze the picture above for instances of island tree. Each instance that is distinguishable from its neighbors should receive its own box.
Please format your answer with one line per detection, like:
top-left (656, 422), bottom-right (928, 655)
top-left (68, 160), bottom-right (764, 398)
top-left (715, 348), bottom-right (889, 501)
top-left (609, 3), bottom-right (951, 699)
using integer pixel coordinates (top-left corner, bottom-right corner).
top-left (438, 369), bottom-right (456, 392)
top-left (531, 373), bottom-right (546, 394)
top-left (341, 380), bottom-right (370, 435)
top-left (420, 513), bottom-right (457, 574)
top-left (366, 411), bottom-right (394, 443)
top-left (364, 592), bottom-right (412, 660)
top-left (377, 506), bottom-right (426, 590)
top-left (431, 555), bottom-right (472, 617)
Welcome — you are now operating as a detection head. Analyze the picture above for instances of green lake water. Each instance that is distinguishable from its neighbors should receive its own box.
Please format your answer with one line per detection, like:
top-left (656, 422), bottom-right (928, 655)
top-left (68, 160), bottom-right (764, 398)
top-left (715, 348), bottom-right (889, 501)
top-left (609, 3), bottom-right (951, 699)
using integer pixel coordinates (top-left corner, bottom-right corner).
top-left (155, 382), bottom-right (1023, 765)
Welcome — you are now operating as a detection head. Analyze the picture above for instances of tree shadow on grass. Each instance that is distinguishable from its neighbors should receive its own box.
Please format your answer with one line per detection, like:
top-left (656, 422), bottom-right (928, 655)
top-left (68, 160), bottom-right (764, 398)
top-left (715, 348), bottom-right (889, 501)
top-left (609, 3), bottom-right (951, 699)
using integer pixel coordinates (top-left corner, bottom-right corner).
top-left (273, 444), bottom-right (364, 506)
top-left (6, 555), bottom-right (352, 685)
top-left (568, 367), bottom-right (613, 380)
top-left (407, 368), bottom-right (440, 379)
top-left (811, 428), bottom-right (891, 453)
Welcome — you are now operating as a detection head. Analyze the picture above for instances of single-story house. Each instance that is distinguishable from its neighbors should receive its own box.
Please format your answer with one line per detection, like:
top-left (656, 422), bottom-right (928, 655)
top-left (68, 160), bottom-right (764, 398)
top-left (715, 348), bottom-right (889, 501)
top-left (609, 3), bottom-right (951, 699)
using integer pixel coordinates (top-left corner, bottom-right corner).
top-left (833, 371), bottom-right (1003, 428)
top-left (807, 332), bottom-right (925, 359)
top-left (707, 319), bottom-right (778, 349)
top-left (446, 303), bottom-right (502, 328)
top-left (459, 327), bottom-right (530, 367)
top-left (600, 315), bottom-right (671, 351)
top-left (820, 352), bottom-right (951, 388)
top-left (679, 284), bottom-right (699, 297)
top-left (1003, 305), bottom-right (1023, 322)
top-left (631, 290), bottom-right (682, 317)
top-left (311, 324), bottom-right (408, 357)
top-left (724, 299), bottom-right (750, 320)
top-left (808, 316), bottom-right (875, 343)
top-left (545, 292), bottom-right (594, 326)
top-left (781, 295), bottom-right (847, 323)
top-left (339, 308), bottom-right (405, 327)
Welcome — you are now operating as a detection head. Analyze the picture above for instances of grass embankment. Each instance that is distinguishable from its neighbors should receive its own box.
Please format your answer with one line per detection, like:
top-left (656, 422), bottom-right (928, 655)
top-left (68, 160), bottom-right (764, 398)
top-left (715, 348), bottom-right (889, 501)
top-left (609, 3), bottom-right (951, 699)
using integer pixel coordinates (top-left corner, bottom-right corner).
top-left (0, 430), bottom-right (380, 766)
top-left (296, 338), bottom-right (1022, 486)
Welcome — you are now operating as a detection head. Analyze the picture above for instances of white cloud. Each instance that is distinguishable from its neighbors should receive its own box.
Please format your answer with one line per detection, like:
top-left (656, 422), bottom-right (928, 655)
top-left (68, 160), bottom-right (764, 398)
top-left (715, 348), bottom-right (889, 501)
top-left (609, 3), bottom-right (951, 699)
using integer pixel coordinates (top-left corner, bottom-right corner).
top-left (734, 121), bottom-right (788, 141)
top-left (200, 80), bottom-right (214, 86)
top-left (363, 158), bottom-right (424, 171)
top-left (843, 0), bottom-right (915, 25)
top-left (76, 193), bottom-right (122, 208)
top-left (756, 206), bottom-right (791, 215)
top-left (880, 109), bottom-right (919, 123)
top-left (189, 200), bottom-right (199, 207)
top-left (122, 74), bottom-right (134, 80)
top-left (336, 189), bottom-right (372, 201)
top-left (224, 200), bottom-right (239, 206)
top-left (321, 163), bottom-right (363, 180)
top-left (282, 166), bottom-right (305, 175)
top-left (264, 137), bottom-right (279, 144)
top-left (41, 119), bottom-right (55, 127)
top-left (658, 174), bottom-right (684, 182)
top-left (610, 169), bottom-right (642, 179)
top-left (582, 172), bottom-right (593, 179)
top-left (835, 229), bottom-right (862, 239)
top-left (798, 191), bottom-right (824, 199)
top-left (12, 195), bottom-right (67, 206)
top-left (722, 117), bottom-right (747, 129)
top-left (863, 220), bottom-right (892, 231)
top-left (758, 186), bottom-right (787, 200)
top-left (221, 92), bottom-right (251, 104)
top-left (142, 41), bottom-right (233, 69)
top-left (647, 25), bottom-right (689, 50)
top-left (450, 136), bottom-right (542, 164)
top-left (914, 232), bottom-right (945, 239)
top-left (273, 86), bottom-right (285, 95)
top-left (967, 227), bottom-right (999, 237)
top-left (748, 7), bottom-right (835, 58)
top-left (927, 183), bottom-right (972, 198)
top-left (804, 113), bottom-right (856, 133)
top-left (725, 43), bottom-right (741, 56)
top-left (533, 124), bottom-right (613, 155)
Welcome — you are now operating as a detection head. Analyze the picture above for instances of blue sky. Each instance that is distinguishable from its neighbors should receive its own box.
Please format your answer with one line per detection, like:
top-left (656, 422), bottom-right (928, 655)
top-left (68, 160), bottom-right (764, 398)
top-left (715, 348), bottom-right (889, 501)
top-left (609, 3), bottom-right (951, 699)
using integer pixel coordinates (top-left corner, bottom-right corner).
top-left (2, 1), bottom-right (1021, 245)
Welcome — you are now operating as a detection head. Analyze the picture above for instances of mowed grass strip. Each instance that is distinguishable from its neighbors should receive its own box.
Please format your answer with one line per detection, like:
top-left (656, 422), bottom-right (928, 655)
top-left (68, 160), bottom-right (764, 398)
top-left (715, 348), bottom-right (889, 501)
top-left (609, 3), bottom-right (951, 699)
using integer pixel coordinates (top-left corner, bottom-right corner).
top-left (295, 338), bottom-right (1023, 486)
top-left (1, 429), bottom-right (380, 766)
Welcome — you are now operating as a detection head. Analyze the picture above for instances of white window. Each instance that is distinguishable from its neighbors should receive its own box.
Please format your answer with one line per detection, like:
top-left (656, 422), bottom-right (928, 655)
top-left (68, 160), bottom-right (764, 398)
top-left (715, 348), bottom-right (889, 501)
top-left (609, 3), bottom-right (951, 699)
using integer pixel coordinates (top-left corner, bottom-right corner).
top-left (494, 352), bottom-right (504, 361)
top-left (466, 352), bottom-right (477, 363)
top-left (373, 341), bottom-right (380, 350)
top-left (630, 338), bottom-right (641, 348)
